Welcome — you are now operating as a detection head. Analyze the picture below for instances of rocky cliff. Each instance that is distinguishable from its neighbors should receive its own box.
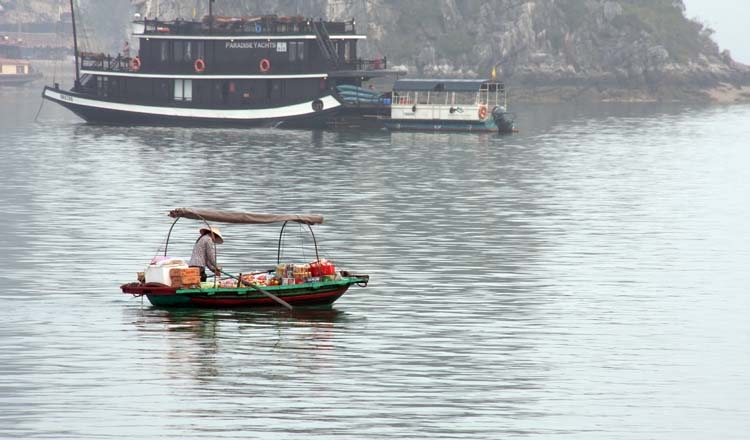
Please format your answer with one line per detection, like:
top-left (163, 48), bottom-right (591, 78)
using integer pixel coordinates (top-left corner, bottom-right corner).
top-left (8, 0), bottom-right (749, 102)
top-left (133, 0), bottom-right (750, 102)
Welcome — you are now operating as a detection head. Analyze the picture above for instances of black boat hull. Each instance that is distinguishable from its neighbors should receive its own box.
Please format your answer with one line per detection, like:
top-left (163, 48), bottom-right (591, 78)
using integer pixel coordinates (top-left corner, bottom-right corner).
top-left (42, 86), bottom-right (342, 128)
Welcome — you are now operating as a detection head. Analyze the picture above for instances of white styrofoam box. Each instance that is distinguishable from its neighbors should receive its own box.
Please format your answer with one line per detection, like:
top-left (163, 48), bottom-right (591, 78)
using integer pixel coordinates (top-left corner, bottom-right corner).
top-left (145, 260), bottom-right (188, 285)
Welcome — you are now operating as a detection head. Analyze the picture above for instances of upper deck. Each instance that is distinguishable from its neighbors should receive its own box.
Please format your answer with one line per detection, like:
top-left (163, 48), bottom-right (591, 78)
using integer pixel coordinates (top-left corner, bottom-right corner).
top-left (78, 14), bottom-right (392, 79)
top-left (133, 15), bottom-right (360, 39)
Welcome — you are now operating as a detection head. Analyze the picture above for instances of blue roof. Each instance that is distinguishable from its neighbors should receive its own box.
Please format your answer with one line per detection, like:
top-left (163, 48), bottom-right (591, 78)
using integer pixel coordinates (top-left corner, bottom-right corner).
top-left (393, 78), bottom-right (499, 92)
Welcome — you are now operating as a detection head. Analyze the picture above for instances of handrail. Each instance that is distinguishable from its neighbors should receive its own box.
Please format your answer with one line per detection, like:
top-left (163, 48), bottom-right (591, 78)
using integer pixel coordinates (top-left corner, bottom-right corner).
top-left (136, 17), bottom-right (356, 37)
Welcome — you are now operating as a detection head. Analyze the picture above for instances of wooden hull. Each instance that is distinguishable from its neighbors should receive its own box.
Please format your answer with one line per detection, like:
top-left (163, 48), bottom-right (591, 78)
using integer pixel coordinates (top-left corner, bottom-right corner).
top-left (121, 276), bottom-right (367, 308)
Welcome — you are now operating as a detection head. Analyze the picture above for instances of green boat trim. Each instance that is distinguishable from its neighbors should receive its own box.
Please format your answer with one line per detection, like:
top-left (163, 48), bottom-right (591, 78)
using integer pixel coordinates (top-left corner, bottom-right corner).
top-left (175, 276), bottom-right (369, 296)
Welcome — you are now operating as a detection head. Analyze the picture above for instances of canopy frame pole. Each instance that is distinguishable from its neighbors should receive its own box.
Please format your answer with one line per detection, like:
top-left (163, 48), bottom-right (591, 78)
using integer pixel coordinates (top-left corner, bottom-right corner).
top-left (163, 213), bottom-right (219, 285)
top-left (164, 216), bottom-right (181, 256)
top-left (277, 221), bottom-right (320, 265)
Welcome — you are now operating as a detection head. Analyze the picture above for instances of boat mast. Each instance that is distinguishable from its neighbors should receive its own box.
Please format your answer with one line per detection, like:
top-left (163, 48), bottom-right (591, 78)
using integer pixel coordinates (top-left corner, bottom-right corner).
top-left (208, 0), bottom-right (215, 34)
top-left (69, 0), bottom-right (81, 90)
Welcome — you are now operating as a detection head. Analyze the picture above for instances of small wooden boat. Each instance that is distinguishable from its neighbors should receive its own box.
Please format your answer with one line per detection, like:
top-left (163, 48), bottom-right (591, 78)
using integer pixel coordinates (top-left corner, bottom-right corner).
top-left (0, 57), bottom-right (42, 86)
top-left (121, 208), bottom-right (369, 309)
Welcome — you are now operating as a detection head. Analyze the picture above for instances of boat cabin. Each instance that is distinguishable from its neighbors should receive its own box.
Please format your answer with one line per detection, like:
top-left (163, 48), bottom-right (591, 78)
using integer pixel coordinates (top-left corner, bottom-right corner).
top-left (385, 78), bottom-right (514, 132)
top-left (391, 79), bottom-right (508, 121)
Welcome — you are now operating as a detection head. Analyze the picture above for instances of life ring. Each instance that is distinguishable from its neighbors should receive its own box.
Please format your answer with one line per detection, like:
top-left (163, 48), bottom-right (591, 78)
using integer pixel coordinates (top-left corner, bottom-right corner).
top-left (194, 58), bottom-right (206, 73)
top-left (478, 105), bottom-right (488, 120)
top-left (259, 58), bottom-right (271, 73)
top-left (130, 56), bottom-right (141, 72)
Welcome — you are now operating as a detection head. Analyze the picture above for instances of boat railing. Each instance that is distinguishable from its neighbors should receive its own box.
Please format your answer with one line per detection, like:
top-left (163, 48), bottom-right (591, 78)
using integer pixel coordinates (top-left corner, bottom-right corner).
top-left (135, 17), bottom-right (357, 37)
top-left (339, 57), bottom-right (388, 71)
top-left (80, 52), bottom-right (131, 73)
top-left (391, 87), bottom-right (507, 109)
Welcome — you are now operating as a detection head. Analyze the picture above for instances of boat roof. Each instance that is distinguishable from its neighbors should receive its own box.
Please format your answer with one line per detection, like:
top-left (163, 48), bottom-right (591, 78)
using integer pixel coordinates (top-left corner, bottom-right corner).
top-left (169, 208), bottom-right (323, 225)
top-left (0, 57), bottom-right (30, 65)
top-left (393, 78), bottom-right (501, 92)
top-left (134, 15), bottom-right (360, 38)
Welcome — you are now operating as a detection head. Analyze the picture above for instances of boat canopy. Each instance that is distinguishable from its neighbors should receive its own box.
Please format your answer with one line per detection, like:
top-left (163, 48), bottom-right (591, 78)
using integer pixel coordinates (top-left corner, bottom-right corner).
top-left (169, 208), bottom-right (324, 225)
top-left (393, 78), bottom-right (498, 92)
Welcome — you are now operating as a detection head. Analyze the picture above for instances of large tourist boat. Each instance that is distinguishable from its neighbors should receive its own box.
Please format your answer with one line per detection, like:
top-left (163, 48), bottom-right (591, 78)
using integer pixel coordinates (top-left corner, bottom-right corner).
top-left (41, 1), bottom-right (394, 127)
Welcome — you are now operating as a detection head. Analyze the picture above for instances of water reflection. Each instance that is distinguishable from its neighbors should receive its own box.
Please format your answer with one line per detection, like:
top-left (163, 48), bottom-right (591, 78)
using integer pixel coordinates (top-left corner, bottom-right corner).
top-left (126, 305), bottom-right (353, 381)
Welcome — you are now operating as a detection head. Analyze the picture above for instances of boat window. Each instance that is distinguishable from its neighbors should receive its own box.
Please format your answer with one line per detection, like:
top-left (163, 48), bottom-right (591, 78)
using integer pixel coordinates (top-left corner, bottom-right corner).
top-left (160, 41), bottom-right (169, 62)
top-left (174, 40), bottom-right (184, 62)
top-left (174, 79), bottom-right (193, 102)
top-left (455, 91), bottom-right (474, 105)
top-left (297, 42), bottom-right (305, 61)
top-left (96, 76), bottom-right (108, 97)
top-left (344, 41), bottom-right (352, 62)
top-left (289, 42), bottom-right (297, 62)
top-left (195, 41), bottom-right (205, 60)
top-left (431, 91), bottom-right (448, 106)
top-left (185, 41), bottom-right (192, 61)
top-left (185, 80), bottom-right (193, 101)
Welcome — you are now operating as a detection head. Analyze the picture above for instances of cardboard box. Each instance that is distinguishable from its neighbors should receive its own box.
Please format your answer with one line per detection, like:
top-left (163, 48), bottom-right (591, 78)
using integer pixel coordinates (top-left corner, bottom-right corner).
top-left (170, 267), bottom-right (201, 288)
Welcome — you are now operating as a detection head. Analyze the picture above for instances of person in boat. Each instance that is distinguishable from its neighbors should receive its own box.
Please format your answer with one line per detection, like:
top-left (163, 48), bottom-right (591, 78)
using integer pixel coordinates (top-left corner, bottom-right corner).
top-left (122, 41), bottom-right (130, 59)
top-left (189, 226), bottom-right (224, 281)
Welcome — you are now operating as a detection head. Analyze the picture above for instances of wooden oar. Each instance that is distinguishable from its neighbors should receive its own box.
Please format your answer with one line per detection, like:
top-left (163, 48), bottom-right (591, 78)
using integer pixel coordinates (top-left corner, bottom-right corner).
top-left (219, 269), bottom-right (293, 311)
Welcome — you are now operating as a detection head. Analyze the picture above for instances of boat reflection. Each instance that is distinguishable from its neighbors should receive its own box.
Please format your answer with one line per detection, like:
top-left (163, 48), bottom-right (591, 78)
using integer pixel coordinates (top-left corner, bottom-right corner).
top-left (125, 305), bottom-right (355, 381)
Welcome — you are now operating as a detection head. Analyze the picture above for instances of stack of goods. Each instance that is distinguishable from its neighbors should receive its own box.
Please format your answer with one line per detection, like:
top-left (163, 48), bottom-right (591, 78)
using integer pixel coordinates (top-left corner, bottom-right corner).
top-left (310, 259), bottom-right (337, 281)
top-left (218, 278), bottom-right (238, 288)
top-left (278, 259), bottom-right (338, 285)
top-left (170, 267), bottom-right (201, 288)
top-left (239, 272), bottom-right (279, 286)
top-left (277, 263), bottom-right (303, 285)
top-left (202, 272), bottom-right (281, 289)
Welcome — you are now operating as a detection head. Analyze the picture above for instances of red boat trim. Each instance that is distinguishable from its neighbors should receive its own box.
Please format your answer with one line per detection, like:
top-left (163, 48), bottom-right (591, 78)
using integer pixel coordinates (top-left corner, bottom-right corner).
top-left (188, 287), bottom-right (348, 307)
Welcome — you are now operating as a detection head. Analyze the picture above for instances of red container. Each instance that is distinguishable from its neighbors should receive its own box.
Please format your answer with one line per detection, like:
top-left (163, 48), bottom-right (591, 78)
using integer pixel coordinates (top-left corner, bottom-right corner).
top-left (310, 259), bottom-right (336, 276)
top-left (309, 261), bottom-right (322, 277)
top-left (322, 261), bottom-right (336, 276)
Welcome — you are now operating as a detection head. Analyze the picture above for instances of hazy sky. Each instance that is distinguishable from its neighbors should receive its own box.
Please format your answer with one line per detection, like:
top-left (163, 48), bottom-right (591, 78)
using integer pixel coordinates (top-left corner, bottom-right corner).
top-left (683, 0), bottom-right (750, 64)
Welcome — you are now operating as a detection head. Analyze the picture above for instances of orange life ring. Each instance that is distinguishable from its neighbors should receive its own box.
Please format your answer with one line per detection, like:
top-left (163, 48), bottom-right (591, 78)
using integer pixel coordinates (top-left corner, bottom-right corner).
top-left (194, 58), bottom-right (206, 73)
top-left (259, 58), bottom-right (271, 73)
top-left (130, 56), bottom-right (141, 72)
top-left (478, 105), bottom-right (488, 120)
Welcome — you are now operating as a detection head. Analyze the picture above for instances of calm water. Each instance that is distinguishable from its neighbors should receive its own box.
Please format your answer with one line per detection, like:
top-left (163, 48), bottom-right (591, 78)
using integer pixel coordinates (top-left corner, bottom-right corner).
top-left (1, 86), bottom-right (749, 439)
